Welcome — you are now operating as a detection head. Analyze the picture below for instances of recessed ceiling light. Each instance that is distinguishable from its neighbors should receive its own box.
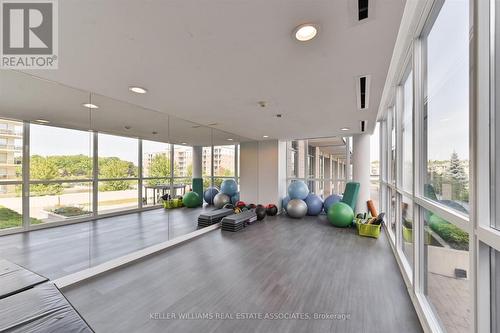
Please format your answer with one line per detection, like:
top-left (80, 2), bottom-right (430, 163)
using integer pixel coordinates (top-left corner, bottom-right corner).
top-left (341, 127), bottom-right (350, 131)
top-left (208, 123), bottom-right (218, 126)
top-left (227, 138), bottom-right (233, 141)
top-left (263, 135), bottom-right (269, 138)
top-left (129, 86), bottom-right (147, 94)
top-left (34, 119), bottom-right (50, 124)
top-left (294, 24), bottom-right (318, 42)
top-left (181, 142), bottom-right (187, 145)
top-left (82, 103), bottom-right (99, 109)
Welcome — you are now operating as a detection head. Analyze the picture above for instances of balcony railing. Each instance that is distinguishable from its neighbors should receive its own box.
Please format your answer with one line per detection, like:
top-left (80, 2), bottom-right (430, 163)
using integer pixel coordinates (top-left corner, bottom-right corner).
top-left (0, 129), bottom-right (22, 136)
top-left (0, 144), bottom-right (22, 151)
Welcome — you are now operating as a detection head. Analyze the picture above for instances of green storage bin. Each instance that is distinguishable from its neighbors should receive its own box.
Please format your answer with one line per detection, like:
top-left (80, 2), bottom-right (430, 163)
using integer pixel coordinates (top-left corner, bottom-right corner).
top-left (356, 218), bottom-right (382, 239)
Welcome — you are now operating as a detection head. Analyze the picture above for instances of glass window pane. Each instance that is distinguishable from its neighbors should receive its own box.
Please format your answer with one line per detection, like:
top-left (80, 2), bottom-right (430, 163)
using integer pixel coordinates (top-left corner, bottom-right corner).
top-left (423, 208), bottom-right (470, 332)
top-left (424, 0), bottom-right (469, 215)
top-left (391, 110), bottom-right (396, 185)
top-left (98, 133), bottom-right (138, 179)
top-left (390, 188), bottom-right (396, 236)
top-left (370, 123), bottom-right (380, 211)
top-left (402, 71), bottom-right (413, 191)
top-left (98, 180), bottom-right (138, 214)
top-left (0, 119), bottom-right (22, 181)
top-left (401, 195), bottom-right (414, 270)
top-left (213, 145), bottom-right (235, 177)
top-left (142, 140), bottom-right (171, 178)
top-left (30, 182), bottom-right (92, 224)
top-left (202, 147), bottom-right (212, 178)
top-left (142, 178), bottom-right (170, 207)
top-left (0, 184), bottom-right (24, 230)
top-left (174, 145), bottom-right (193, 178)
top-left (30, 124), bottom-right (92, 180)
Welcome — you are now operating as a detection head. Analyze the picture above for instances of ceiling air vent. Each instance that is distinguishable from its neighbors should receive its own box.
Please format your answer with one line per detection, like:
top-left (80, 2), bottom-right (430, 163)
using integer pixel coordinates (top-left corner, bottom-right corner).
top-left (360, 120), bottom-right (366, 132)
top-left (358, 0), bottom-right (369, 20)
top-left (356, 75), bottom-right (371, 111)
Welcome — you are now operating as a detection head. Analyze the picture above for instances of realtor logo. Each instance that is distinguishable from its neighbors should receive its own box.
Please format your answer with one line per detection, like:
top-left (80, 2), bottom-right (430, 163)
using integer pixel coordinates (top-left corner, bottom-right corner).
top-left (1, 0), bottom-right (58, 69)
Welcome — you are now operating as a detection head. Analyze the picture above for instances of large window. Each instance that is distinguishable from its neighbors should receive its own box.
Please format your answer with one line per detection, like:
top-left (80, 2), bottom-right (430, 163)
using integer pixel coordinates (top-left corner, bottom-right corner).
top-left (370, 123), bottom-right (380, 211)
top-left (423, 0), bottom-right (469, 215)
top-left (142, 140), bottom-right (171, 206)
top-left (98, 133), bottom-right (139, 214)
top-left (400, 195), bottom-right (413, 270)
top-left (29, 125), bottom-right (92, 223)
top-left (402, 70), bottom-right (413, 192)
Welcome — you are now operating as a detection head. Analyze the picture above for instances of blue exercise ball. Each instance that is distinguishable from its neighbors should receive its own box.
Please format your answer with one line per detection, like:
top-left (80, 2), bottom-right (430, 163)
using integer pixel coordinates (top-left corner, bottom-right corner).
top-left (203, 187), bottom-right (219, 205)
top-left (282, 196), bottom-right (291, 212)
top-left (230, 192), bottom-right (240, 204)
top-left (305, 193), bottom-right (323, 216)
top-left (221, 179), bottom-right (238, 196)
top-left (288, 181), bottom-right (309, 200)
top-left (324, 194), bottom-right (343, 213)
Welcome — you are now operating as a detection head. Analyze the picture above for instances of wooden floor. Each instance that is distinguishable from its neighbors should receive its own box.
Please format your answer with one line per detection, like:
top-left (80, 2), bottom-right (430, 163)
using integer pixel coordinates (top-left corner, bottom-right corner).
top-left (0, 207), bottom-right (206, 279)
top-left (63, 215), bottom-right (423, 333)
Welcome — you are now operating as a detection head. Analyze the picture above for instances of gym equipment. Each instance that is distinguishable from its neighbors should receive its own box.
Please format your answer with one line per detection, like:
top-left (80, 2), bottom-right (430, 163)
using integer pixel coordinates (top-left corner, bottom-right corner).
top-left (213, 193), bottom-right (231, 209)
top-left (247, 203), bottom-right (257, 209)
top-left (286, 199), bottom-right (308, 218)
top-left (234, 207), bottom-right (242, 214)
top-left (241, 206), bottom-right (249, 212)
top-left (221, 210), bottom-right (258, 232)
top-left (0, 283), bottom-right (93, 332)
top-left (282, 196), bottom-right (291, 212)
top-left (324, 194), bottom-right (342, 213)
top-left (305, 193), bottom-right (323, 216)
top-left (340, 182), bottom-right (360, 211)
top-left (367, 200), bottom-right (378, 217)
top-left (203, 187), bottom-right (219, 205)
top-left (223, 203), bottom-right (234, 210)
top-left (221, 179), bottom-right (238, 196)
top-left (355, 213), bottom-right (385, 238)
top-left (327, 202), bottom-right (354, 227)
top-left (183, 191), bottom-right (201, 208)
top-left (197, 208), bottom-right (235, 228)
top-left (255, 206), bottom-right (267, 220)
top-left (235, 201), bottom-right (246, 208)
top-left (163, 198), bottom-right (183, 209)
top-left (0, 259), bottom-right (48, 299)
top-left (230, 192), bottom-right (240, 204)
top-left (192, 178), bottom-right (203, 206)
top-left (266, 204), bottom-right (278, 216)
top-left (288, 180), bottom-right (309, 200)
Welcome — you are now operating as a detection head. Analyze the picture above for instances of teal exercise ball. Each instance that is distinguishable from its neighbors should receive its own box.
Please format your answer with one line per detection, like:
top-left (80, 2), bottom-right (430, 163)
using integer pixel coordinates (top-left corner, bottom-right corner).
top-left (183, 191), bottom-right (201, 208)
top-left (327, 202), bottom-right (354, 227)
top-left (221, 179), bottom-right (238, 196)
top-left (288, 181), bottom-right (309, 200)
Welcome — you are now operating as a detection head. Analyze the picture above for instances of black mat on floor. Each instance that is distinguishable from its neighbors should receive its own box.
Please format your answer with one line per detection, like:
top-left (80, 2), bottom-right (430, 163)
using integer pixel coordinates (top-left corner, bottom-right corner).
top-left (0, 283), bottom-right (93, 333)
top-left (0, 259), bottom-right (48, 299)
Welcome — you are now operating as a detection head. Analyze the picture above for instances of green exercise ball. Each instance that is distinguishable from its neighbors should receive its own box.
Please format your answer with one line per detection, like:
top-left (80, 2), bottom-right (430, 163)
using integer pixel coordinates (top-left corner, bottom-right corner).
top-left (327, 202), bottom-right (354, 227)
top-left (183, 191), bottom-right (201, 208)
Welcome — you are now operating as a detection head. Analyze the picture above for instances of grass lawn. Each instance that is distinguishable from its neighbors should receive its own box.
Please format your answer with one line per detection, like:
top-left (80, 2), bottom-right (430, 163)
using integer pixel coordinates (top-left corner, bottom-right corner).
top-left (0, 206), bottom-right (41, 229)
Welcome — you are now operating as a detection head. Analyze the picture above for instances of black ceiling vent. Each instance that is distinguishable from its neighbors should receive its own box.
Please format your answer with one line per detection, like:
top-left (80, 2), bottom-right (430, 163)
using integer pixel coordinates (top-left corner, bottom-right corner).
top-left (360, 120), bottom-right (366, 132)
top-left (356, 75), bottom-right (371, 111)
top-left (358, 0), bottom-right (369, 20)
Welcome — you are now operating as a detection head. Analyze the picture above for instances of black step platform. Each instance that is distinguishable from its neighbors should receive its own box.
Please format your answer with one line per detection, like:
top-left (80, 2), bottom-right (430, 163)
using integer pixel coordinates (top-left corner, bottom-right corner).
top-left (221, 210), bottom-right (258, 232)
top-left (0, 259), bottom-right (48, 299)
top-left (198, 208), bottom-right (235, 228)
top-left (0, 283), bottom-right (93, 333)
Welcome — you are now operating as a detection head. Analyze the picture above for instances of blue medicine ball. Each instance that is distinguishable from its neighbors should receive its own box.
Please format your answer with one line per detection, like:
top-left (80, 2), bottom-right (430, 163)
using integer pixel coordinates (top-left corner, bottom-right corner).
top-left (282, 196), bottom-right (291, 212)
top-left (324, 194), bottom-right (343, 213)
top-left (305, 193), bottom-right (324, 216)
top-left (230, 192), bottom-right (240, 204)
top-left (220, 179), bottom-right (238, 196)
top-left (288, 181), bottom-right (309, 200)
top-left (203, 187), bottom-right (219, 205)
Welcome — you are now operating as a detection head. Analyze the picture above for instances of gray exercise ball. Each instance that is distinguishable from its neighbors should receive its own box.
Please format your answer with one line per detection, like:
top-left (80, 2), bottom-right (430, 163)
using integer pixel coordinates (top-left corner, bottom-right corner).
top-left (214, 193), bottom-right (231, 209)
top-left (286, 199), bottom-right (308, 219)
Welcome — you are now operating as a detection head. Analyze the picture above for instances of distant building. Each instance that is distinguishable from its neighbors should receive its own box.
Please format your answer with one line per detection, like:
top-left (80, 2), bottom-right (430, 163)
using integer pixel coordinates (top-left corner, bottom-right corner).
top-left (0, 120), bottom-right (22, 193)
top-left (202, 146), bottom-right (235, 176)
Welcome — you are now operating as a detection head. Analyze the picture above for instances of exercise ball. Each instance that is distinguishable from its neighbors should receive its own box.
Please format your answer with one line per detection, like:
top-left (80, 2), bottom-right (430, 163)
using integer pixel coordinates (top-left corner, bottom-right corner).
top-left (324, 194), bottom-right (343, 213)
top-left (221, 179), bottom-right (238, 196)
top-left (266, 204), bottom-right (278, 216)
top-left (235, 201), bottom-right (246, 208)
top-left (223, 203), bottom-right (234, 210)
top-left (327, 202), bottom-right (354, 227)
top-left (255, 206), bottom-right (266, 220)
top-left (282, 196), bottom-right (291, 212)
top-left (288, 181), bottom-right (309, 200)
top-left (305, 194), bottom-right (323, 216)
top-left (183, 191), bottom-right (201, 208)
top-left (214, 193), bottom-right (231, 209)
top-left (286, 199), bottom-right (308, 219)
top-left (247, 203), bottom-right (257, 209)
top-left (230, 192), bottom-right (240, 204)
top-left (203, 187), bottom-right (219, 205)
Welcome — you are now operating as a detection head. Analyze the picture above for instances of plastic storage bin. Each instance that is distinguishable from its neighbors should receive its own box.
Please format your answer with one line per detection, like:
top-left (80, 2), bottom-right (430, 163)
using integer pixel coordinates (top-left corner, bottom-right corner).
top-left (355, 218), bottom-right (382, 239)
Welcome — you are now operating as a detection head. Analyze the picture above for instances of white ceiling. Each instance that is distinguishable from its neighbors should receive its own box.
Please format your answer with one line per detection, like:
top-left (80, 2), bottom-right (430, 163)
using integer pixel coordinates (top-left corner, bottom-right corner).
top-left (22, 0), bottom-right (404, 141)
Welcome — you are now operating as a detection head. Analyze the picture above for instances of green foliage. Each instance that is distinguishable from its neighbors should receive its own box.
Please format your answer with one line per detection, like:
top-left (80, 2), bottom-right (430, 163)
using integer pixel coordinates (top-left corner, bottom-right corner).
top-left (30, 156), bottom-right (63, 195)
top-left (428, 214), bottom-right (469, 250)
top-left (98, 157), bottom-right (137, 191)
top-left (51, 206), bottom-right (90, 217)
top-left (0, 206), bottom-right (41, 229)
top-left (427, 151), bottom-right (469, 203)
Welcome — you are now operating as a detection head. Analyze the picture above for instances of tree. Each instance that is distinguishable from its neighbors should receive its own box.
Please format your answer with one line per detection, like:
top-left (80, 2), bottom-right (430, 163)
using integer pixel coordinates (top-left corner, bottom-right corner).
top-left (146, 153), bottom-right (171, 187)
top-left (446, 151), bottom-right (468, 202)
top-left (99, 158), bottom-right (134, 191)
top-left (30, 156), bottom-right (63, 195)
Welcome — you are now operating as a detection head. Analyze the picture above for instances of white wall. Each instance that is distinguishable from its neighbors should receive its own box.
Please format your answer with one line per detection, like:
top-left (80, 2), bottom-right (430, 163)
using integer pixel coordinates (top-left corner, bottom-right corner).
top-left (240, 140), bottom-right (286, 209)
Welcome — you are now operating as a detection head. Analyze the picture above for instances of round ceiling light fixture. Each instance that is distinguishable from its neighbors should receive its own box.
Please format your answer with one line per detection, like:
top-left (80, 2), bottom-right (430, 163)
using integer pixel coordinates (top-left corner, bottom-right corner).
top-left (34, 119), bottom-right (50, 124)
top-left (82, 103), bottom-right (99, 109)
top-left (341, 127), bottom-right (350, 131)
top-left (263, 135), bottom-right (269, 138)
top-left (294, 24), bottom-right (318, 42)
top-left (129, 86), bottom-right (147, 94)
